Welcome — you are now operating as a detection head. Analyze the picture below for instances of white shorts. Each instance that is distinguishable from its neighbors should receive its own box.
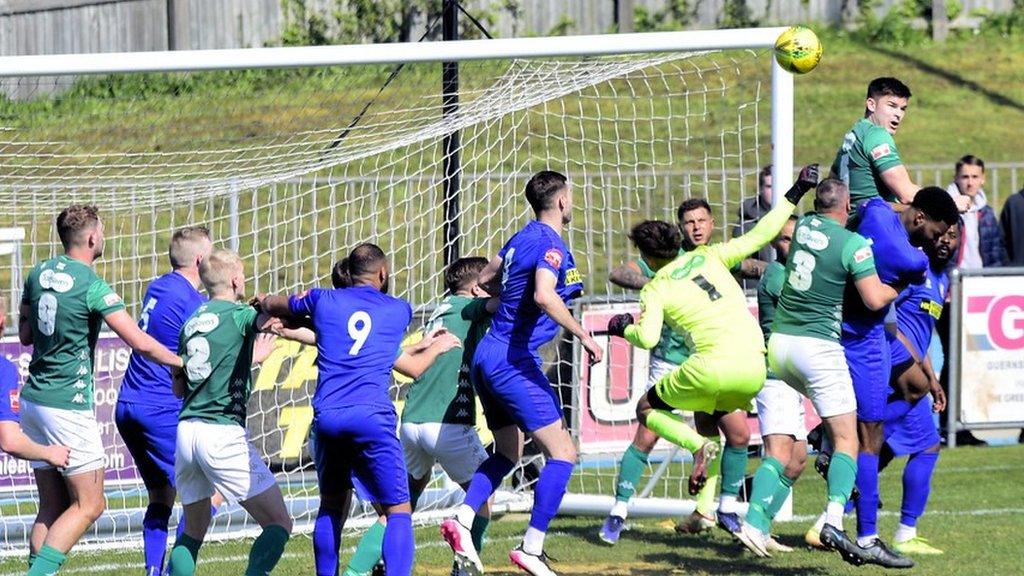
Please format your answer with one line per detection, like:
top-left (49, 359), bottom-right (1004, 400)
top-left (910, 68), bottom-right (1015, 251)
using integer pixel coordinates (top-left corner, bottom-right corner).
top-left (400, 422), bottom-right (488, 485)
top-left (175, 419), bottom-right (277, 505)
top-left (768, 333), bottom-right (856, 419)
top-left (755, 378), bottom-right (808, 441)
top-left (647, 356), bottom-right (679, 391)
top-left (20, 399), bottom-right (105, 476)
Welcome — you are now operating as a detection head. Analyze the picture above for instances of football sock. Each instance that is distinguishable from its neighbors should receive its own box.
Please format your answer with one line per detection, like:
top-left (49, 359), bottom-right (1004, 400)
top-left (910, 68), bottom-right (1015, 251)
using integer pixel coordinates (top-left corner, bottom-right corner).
top-left (826, 452), bottom-right (857, 528)
top-left (745, 457), bottom-right (783, 533)
top-left (458, 453), bottom-right (515, 526)
top-left (855, 452), bottom-right (880, 539)
top-left (244, 524), bottom-right (290, 576)
top-left (168, 534), bottom-right (202, 576)
top-left (613, 444), bottom-right (649, 513)
top-left (695, 441), bottom-right (721, 517)
top-left (26, 545), bottom-right (65, 576)
top-left (767, 474), bottom-right (795, 521)
top-left (142, 503), bottom-right (173, 576)
top-left (523, 459), bottom-right (574, 554)
top-left (899, 451), bottom-right (939, 535)
top-left (894, 523), bottom-right (917, 544)
top-left (718, 446), bottom-right (748, 514)
top-left (470, 515), bottom-right (490, 552)
top-left (645, 410), bottom-right (706, 452)
top-left (382, 512), bottom-right (414, 576)
top-left (316, 508), bottom-right (348, 576)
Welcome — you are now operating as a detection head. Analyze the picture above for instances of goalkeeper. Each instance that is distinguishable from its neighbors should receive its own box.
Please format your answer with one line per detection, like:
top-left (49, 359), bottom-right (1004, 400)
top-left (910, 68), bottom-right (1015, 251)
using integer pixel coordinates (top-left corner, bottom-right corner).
top-left (606, 164), bottom-right (820, 510)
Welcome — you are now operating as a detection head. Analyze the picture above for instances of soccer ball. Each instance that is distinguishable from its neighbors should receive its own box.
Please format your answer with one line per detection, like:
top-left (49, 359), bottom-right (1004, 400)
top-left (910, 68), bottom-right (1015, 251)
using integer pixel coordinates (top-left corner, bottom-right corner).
top-left (774, 26), bottom-right (823, 75)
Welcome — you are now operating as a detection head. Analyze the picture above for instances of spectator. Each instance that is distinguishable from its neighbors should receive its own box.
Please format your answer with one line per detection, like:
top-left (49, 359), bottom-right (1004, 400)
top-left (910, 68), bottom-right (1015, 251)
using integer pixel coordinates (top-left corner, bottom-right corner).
top-left (944, 155), bottom-right (1008, 269)
top-left (999, 187), bottom-right (1024, 266)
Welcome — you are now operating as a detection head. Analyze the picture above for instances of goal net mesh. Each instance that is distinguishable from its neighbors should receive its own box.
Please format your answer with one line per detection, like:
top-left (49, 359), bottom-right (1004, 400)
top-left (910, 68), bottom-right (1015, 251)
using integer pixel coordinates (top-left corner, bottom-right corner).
top-left (0, 46), bottom-right (770, 550)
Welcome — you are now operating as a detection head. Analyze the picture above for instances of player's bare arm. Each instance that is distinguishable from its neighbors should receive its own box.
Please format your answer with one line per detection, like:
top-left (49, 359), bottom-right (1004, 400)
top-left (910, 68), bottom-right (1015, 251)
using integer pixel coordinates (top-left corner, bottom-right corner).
top-left (609, 260), bottom-right (649, 289)
top-left (853, 274), bottom-right (899, 311)
top-left (879, 165), bottom-right (920, 205)
top-left (0, 422), bottom-right (70, 467)
top-left (477, 255), bottom-right (504, 296)
top-left (393, 329), bottom-right (462, 379)
top-left (17, 303), bottom-right (32, 346)
top-left (739, 258), bottom-right (767, 279)
top-left (105, 309), bottom-right (183, 368)
top-left (534, 268), bottom-right (603, 364)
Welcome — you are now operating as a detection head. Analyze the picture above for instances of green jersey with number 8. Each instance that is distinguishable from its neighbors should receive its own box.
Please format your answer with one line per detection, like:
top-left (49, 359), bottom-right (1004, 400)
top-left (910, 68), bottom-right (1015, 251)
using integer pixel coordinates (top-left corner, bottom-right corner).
top-left (772, 214), bottom-right (877, 342)
top-left (20, 255), bottom-right (126, 411)
top-left (178, 299), bottom-right (259, 426)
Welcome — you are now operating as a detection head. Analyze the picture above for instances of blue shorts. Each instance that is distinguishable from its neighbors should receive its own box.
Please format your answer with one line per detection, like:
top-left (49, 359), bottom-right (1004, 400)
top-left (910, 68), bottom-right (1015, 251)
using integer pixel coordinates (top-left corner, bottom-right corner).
top-left (885, 394), bottom-right (940, 456)
top-left (842, 329), bottom-right (890, 423)
top-left (471, 338), bottom-right (563, 433)
top-left (312, 405), bottom-right (409, 506)
top-left (115, 400), bottom-right (179, 490)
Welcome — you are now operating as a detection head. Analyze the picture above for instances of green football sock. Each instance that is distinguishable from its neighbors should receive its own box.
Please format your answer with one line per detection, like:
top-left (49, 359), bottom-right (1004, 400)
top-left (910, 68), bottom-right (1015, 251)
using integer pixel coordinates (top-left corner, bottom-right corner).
top-left (827, 452), bottom-right (858, 505)
top-left (26, 545), bottom-right (64, 576)
top-left (746, 457), bottom-right (784, 533)
top-left (470, 515), bottom-right (490, 552)
top-left (720, 446), bottom-right (748, 498)
top-left (645, 410), bottom-right (706, 453)
top-left (615, 444), bottom-right (649, 502)
top-left (244, 524), bottom-right (290, 576)
top-left (695, 441), bottom-right (722, 517)
top-left (168, 534), bottom-right (202, 576)
top-left (343, 520), bottom-right (385, 575)
top-left (766, 474), bottom-right (795, 521)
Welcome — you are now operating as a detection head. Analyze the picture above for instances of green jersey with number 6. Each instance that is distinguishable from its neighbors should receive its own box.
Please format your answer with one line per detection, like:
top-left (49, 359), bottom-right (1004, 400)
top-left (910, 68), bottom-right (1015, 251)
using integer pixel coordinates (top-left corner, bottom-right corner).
top-left (178, 299), bottom-right (259, 426)
top-left (772, 214), bottom-right (877, 342)
top-left (20, 255), bottom-right (126, 411)
top-left (831, 118), bottom-right (903, 209)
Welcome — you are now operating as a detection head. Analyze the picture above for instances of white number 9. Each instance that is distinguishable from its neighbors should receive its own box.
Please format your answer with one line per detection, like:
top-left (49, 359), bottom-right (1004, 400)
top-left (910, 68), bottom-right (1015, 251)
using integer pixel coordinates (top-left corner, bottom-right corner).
top-left (348, 311), bottom-right (372, 355)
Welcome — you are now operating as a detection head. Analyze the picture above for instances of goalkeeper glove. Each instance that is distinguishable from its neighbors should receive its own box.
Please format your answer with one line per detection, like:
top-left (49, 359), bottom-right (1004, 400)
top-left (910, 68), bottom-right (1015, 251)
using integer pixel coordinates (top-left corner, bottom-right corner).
top-left (607, 313), bottom-right (634, 338)
top-left (783, 163), bottom-right (820, 205)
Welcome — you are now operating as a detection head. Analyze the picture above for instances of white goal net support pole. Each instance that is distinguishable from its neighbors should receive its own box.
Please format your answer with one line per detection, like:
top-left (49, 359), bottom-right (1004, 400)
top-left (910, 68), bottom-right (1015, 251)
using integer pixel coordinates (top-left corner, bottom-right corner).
top-left (0, 27), bottom-right (793, 552)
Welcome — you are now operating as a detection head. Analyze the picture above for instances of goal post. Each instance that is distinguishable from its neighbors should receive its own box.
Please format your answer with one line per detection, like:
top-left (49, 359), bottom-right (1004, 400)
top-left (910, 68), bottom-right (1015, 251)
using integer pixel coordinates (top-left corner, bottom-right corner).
top-left (0, 27), bottom-right (795, 552)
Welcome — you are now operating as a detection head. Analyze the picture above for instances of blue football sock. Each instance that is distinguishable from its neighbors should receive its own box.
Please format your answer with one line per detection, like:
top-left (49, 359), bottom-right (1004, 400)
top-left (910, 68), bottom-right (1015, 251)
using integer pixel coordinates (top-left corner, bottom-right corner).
top-left (900, 451), bottom-right (939, 527)
top-left (382, 512), bottom-right (414, 576)
top-left (464, 454), bottom-right (515, 513)
top-left (313, 507), bottom-right (344, 576)
top-left (855, 452), bottom-right (880, 538)
top-left (528, 459), bottom-right (574, 532)
top-left (142, 503), bottom-right (173, 576)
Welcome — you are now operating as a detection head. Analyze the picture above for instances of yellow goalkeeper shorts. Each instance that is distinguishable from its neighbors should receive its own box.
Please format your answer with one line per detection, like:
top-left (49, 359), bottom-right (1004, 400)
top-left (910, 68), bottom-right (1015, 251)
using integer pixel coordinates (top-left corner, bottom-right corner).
top-left (654, 352), bottom-right (766, 414)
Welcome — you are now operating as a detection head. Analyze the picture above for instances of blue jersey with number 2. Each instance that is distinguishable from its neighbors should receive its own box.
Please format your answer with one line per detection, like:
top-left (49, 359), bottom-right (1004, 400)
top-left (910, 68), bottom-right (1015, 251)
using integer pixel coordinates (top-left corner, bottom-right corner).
top-left (290, 285), bottom-right (412, 413)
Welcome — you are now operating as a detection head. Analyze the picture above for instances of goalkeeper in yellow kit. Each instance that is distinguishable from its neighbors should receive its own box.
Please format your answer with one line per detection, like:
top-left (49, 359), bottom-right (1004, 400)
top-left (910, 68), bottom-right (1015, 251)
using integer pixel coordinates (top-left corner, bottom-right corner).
top-left (607, 164), bottom-right (820, 493)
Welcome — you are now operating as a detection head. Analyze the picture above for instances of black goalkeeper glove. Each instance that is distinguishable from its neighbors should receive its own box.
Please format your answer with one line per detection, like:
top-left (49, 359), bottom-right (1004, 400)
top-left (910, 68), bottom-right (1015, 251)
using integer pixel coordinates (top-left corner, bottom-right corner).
top-left (607, 313), bottom-right (634, 338)
top-left (784, 163), bottom-right (820, 205)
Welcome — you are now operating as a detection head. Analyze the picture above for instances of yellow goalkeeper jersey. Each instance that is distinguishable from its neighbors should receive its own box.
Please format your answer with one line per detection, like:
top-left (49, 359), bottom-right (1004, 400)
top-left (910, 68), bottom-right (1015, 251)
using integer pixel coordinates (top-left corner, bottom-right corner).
top-left (624, 200), bottom-right (797, 356)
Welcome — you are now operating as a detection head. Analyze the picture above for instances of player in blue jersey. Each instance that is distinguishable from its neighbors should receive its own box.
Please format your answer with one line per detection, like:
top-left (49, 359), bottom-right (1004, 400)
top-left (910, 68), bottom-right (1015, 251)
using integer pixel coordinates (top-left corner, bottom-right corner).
top-left (441, 170), bottom-right (603, 576)
top-left (879, 223), bottom-right (958, 556)
top-left (259, 244), bottom-right (461, 576)
top-left (115, 227), bottom-right (214, 576)
top-left (841, 187), bottom-right (958, 568)
top-left (0, 294), bottom-right (71, 469)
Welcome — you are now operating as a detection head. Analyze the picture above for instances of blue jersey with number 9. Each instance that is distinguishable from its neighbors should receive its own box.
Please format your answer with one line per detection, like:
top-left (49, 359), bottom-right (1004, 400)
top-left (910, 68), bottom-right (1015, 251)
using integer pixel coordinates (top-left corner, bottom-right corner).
top-left (289, 285), bottom-right (412, 412)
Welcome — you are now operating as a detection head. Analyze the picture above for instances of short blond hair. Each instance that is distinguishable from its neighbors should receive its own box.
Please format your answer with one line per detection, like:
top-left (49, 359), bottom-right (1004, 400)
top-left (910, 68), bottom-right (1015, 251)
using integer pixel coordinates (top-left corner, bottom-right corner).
top-left (169, 226), bottom-right (211, 269)
top-left (199, 249), bottom-right (243, 295)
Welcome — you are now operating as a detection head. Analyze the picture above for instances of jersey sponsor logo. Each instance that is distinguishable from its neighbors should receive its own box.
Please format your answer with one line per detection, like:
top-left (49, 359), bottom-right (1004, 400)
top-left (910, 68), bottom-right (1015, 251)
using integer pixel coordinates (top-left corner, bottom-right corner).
top-left (184, 312), bottom-right (220, 337)
top-left (796, 225), bottom-right (829, 251)
top-left (565, 267), bottom-right (583, 286)
top-left (919, 299), bottom-right (943, 320)
top-left (8, 390), bottom-right (19, 414)
top-left (544, 248), bottom-right (563, 269)
top-left (670, 254), bottom-right (705, 280)
top-left (871, 143), bottom-right (892, 160)
top-left (854, 246), bottom-right (873, 263)
top-left (38, 269), bottom-right (74, 293)
top-left (103, 293), bottom-right (122, 307)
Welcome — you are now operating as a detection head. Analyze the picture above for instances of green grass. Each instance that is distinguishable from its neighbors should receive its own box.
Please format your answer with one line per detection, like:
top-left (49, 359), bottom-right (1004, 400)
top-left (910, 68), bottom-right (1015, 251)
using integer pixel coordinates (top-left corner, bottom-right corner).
top-left (1, 444), bottom-right (1018, 576)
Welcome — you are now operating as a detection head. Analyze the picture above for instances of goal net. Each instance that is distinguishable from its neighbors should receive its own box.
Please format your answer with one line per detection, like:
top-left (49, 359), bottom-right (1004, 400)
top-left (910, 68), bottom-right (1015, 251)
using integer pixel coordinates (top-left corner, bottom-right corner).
top-left (0, 29), bottom-right (792, 551)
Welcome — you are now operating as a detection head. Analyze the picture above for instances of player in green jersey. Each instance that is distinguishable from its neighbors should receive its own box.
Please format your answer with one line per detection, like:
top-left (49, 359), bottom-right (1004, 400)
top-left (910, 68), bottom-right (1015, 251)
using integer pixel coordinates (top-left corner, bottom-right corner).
top-left (19, 205), bottom-right (183, 576)
top-left (736, 179), bottom-right (900, 563)
top-left (170, 249), bottom-right (291, 576)
top-left (604, 165), bottom-right (818, 544)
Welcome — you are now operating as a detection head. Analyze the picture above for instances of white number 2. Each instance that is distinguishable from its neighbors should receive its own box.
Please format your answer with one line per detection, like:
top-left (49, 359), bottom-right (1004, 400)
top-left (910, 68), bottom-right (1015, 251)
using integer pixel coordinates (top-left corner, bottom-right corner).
top-left (348, 311), bottom-right (372, 355)
top-left (37, 293), bottom-right (58, 336)
top-left (185, 337), bottom-right (212, 381)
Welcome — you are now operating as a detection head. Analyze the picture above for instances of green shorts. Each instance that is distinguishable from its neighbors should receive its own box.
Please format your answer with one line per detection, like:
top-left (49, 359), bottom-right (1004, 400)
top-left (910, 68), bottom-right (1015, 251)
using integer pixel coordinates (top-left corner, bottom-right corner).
top-left (654, 352), bottom-right (766, 414)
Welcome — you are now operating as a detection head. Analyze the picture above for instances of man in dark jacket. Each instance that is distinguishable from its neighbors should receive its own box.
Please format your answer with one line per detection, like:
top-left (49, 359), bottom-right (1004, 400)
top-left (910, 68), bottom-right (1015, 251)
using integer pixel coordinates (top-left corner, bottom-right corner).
top-left (1000, 187), bottom-right (1024, 266)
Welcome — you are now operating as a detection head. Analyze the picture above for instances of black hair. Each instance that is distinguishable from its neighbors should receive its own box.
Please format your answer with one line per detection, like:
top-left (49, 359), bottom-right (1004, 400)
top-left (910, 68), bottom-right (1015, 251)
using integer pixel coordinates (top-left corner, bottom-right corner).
top-left (628, 220), bottom-right (682, 260)
top-left (444, 256), bottom-right (488, 293)
top-left (524, 170), bottom-right (568, 213)
top-left (867, 77), bottom-right (912, 100)
top-left (758, 165), bottom-right (772, 190)
top-left (813, 178), bottom-right (850, 212)
top-left (912, 186), bottom-right (960, 226)
top-left (955, 154), bottom-right (985, 174)
top-left (676, 198), bottom-right (712, 223)
top-left (331, 257), bottom-right (351, 288)
top-left (348, 243), bottom-right (387, 280)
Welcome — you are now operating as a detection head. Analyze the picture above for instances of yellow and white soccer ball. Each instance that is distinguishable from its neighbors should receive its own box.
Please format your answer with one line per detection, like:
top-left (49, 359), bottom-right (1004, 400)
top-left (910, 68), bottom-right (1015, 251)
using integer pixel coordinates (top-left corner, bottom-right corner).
top-left (774, 26), bottom-right (823, 75)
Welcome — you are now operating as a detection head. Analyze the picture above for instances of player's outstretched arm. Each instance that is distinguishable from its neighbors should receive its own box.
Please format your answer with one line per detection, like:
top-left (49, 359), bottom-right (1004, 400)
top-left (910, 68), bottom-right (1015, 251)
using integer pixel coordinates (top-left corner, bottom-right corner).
top-left (394, 329), bottom-right (462, 379)
top-left (609, 261), bottom-right (649, 290)
top-left (879, 165), bottom-right (921, 206)
top-left (853, 274), bottom-right (899, 311)
top-left (534, 269), bottom-right (603, 364)
top-left (616, 286), bottom-right (664, 350)
top-left (0, 422), bottom-right (70, 467)
top-left (105, 310), bottom-right (183, 368)
top-left (17, 304), bottom-right (32, 346)
top-left (257, 294), bottom-right (295, 319)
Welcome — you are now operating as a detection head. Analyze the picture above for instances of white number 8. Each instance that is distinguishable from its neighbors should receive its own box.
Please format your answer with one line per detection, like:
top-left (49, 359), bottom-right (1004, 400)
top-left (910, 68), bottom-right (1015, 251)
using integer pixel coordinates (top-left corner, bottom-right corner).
top-left (348, 311), bottom-right (372, 355)
top-left (788, 250), bottom-right (817, 292)
top-left (37, 293), bottom-right (58, 336)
